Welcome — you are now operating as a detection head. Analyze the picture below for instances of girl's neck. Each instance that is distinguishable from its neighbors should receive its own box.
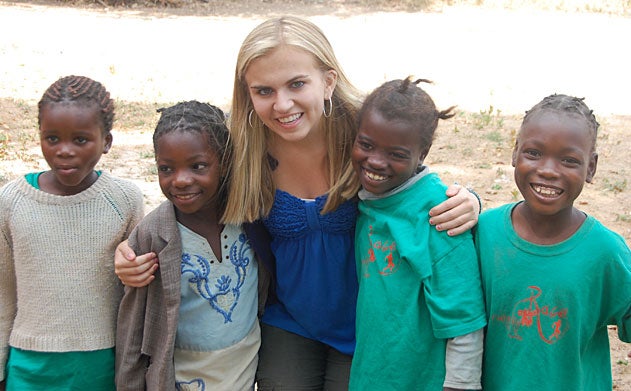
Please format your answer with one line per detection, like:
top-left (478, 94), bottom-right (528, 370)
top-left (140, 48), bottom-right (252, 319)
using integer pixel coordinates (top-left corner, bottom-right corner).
top-left (268, 134), bottom-right (330, 199)
top-left (176, 207), bottom-right (224, 259)
top-left (268, 124), bottom-right (327, 153)
top-left (511, 202), bottom-right (585, 245)
top-left (39, 170), bottom-right (99, 196)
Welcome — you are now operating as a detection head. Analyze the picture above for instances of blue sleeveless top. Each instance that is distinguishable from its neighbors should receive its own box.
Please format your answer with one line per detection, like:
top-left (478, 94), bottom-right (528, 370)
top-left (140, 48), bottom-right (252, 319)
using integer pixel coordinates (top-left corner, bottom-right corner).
top-left (261, 189), bottom-right (358, 355)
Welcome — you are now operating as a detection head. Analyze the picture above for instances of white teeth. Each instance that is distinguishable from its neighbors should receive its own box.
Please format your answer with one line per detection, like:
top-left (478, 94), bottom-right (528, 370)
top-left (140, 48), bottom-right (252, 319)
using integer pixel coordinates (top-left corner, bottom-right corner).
top-left (175, 194), bottom-right (196, 200)
top-left (365, 171), bottom-right (386, 181)
top-left (278, 113), bottom-right (301, 123)
top-left (533, 185), bottom-right (561, 197)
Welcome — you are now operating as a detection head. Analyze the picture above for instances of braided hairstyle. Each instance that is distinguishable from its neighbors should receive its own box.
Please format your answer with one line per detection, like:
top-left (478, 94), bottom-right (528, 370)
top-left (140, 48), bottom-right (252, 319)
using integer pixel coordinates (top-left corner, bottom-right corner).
top-left (522, 94), bottom-right (599, 152)
top-left (38, 75), bottom-right (115, 134)
top-left (358, 76), bottom-right (455, 155)
top-left (153, 100), bottom-right (231, 213)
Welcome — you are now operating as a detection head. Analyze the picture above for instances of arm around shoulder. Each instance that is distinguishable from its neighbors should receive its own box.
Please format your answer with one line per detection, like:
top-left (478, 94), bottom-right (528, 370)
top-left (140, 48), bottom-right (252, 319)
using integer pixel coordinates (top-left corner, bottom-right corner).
top-left (429, 184), bottom-right (480, 236)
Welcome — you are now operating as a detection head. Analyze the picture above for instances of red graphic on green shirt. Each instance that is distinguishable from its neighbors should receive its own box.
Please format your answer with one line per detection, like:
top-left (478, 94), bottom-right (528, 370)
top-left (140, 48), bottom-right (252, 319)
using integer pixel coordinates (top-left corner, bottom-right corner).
top-left (360, 225), bottom-right (399, 278)
top-left (507, 285), bottom-right (569, 344)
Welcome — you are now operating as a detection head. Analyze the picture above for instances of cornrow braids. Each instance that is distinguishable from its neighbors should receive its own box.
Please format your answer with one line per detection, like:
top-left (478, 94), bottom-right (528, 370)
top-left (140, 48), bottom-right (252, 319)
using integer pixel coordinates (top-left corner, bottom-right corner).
top-left (359, 76), bottom-right (455, 151)
top-left (38, 75), bottom-right (115, 133)
top-left (153, 100), bottom-right (232, 213)
top-left (522, 93), bottom-right (599, 151)
top-left (153, 101), bottom-right (229, 156)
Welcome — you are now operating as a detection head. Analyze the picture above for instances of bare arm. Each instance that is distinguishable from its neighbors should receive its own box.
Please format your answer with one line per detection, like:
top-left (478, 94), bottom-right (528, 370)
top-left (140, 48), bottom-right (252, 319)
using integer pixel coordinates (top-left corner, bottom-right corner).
top-left (114, 239), bottom-right (158, 288)
top-left (429, 184), bottom-right (481, 236)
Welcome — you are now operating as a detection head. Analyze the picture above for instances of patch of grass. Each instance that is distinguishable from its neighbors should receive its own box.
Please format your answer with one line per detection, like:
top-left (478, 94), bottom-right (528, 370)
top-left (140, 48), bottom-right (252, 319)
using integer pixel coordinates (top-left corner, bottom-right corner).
top-left (116, 101), bottom-right (165, 130)
top-left (139, 149), bottom-right (155, 159)
top-left (0, 131), bottom-right (9, 159)
top-left (472, 105), bottom-right (503, 130)
top-left (484, 130), bottom-right (503, 143)
top-left (475, 162), bottom-right (491, 169)
top-left (615, 213), bottom-right (631, 223)
top-left (143, 164), bottom-right (158, 177)
top-left (602, 178), bottom-right (627, 193)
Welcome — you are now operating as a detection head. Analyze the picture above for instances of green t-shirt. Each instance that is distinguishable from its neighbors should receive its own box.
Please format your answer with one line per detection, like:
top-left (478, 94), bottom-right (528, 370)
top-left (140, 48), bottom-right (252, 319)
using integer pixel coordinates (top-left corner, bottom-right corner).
top-left (350, 172), bottom-right (486, 390)
top-left (24, 171), bottom-right (101, 189)
top-left (476, 203), bottom-right (631, 391)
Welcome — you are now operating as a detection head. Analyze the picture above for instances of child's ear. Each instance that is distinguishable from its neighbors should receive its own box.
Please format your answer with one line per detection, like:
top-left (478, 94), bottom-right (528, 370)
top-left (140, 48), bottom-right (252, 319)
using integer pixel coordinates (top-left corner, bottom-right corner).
top-left (418, 146), bottom-right (430, 166)
top-left (103, 133), bottom-right (113, 154)
top-left (586, 152), bottom-right (598, 183)
top-left (511, 141), bottom-right (519, 167)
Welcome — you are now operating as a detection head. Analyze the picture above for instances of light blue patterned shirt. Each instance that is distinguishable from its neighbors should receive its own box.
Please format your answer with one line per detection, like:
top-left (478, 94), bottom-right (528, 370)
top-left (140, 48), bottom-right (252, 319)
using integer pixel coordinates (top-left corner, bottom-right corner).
top-left (175, 223), bottom-right (258, 351)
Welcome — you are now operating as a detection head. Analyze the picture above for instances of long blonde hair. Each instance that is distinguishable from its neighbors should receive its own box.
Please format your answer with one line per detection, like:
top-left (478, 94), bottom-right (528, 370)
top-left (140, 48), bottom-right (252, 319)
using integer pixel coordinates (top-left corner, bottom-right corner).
top-left (223, 16), bottom-right (362, 224)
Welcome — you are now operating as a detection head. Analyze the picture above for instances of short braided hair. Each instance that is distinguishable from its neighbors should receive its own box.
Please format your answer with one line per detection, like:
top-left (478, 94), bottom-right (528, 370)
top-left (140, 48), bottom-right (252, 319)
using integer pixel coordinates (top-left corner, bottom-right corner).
top-left (522, 93), bottom-right (599, 151)
top-left (154, 100), bottom-right (231, 213)
top-left (153, 101), bottom-right (229, 158)
top-left (358, 76), bottom-right (455, 153)
top-left (38, 75), bottom-right (115, 134)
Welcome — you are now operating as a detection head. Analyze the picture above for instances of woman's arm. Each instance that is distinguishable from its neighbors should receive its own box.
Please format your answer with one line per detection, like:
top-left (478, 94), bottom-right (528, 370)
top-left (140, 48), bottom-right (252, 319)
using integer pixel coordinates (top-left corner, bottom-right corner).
top-left (429, 184), bottom-right (481, 236)
top-left (114, 240), bottom-right (158, 288)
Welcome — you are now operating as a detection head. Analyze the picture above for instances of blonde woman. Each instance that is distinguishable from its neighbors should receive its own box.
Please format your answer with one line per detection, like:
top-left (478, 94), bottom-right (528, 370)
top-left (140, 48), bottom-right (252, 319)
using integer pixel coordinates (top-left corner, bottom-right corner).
top-left (115, 16), bottom-right (480, 390)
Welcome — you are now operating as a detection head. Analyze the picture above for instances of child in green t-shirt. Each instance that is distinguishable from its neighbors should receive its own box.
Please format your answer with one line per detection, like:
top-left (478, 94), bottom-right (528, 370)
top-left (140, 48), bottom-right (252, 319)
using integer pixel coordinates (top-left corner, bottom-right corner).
top-left (350, 77), bottom-right (486, 391)
top-left (476, 94), bottom-right (631, 391)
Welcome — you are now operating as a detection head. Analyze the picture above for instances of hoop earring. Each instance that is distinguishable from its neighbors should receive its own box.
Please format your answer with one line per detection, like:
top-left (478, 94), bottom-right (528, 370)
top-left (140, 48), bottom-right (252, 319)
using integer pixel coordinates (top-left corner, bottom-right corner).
top-left (248, 109), bottom-right (255, 127)
top-left (323, 98), bottom-right (332, 118)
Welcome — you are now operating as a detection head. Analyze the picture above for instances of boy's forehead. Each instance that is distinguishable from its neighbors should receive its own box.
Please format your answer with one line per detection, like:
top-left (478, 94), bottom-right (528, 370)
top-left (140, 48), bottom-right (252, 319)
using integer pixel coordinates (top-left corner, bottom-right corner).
top-left (518, 111), bottom-right (596, 152)
top-left (521, 110), bottom-right (591, 137)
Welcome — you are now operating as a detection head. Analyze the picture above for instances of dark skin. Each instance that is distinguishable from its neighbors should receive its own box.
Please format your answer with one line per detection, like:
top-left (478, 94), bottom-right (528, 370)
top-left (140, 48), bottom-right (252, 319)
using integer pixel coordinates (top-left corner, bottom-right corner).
top-left (0, 103), bottom-right (113, 390)
top-left (511, 113), bottom-right (597, 245)
top-left (155, 130), bottom-right (225, 259)
top-left (174, 208), bottom-right (224, 260)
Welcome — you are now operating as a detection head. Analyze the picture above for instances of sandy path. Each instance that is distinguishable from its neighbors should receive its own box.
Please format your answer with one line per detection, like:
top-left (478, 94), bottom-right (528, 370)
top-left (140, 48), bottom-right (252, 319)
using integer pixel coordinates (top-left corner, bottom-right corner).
top-left (1, 3), bottom-right (630, 115)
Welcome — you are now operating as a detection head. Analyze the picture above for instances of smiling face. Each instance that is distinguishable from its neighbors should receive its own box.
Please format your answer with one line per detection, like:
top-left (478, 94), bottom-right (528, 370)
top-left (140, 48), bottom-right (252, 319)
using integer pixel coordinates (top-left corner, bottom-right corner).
top-left (38, 102), bottom-right (112, 195)
top-left (512, 111), bottom-right (598, 218)
top-left (245, 45), bottom-right (337, 144)
top-left (352, 109), bottom-right (427, 195)
top-left (156, 130), bottom-right (222, 218)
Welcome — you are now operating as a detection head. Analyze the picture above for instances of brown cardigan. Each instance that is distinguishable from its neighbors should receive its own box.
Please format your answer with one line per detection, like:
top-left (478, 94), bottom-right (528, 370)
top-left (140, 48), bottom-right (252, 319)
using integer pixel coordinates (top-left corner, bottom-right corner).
top-left (115, 201), bottom-right (270, 390)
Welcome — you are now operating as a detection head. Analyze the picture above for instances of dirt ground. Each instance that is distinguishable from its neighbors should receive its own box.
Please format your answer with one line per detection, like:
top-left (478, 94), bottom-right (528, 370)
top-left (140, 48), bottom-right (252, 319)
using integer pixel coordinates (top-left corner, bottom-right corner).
top-left (0, 0), bottom-right (630, 388)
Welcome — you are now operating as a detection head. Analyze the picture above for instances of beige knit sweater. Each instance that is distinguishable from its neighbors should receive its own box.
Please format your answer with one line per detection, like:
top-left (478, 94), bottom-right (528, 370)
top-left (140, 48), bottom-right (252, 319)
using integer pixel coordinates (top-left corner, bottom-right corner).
top-left (0, 172), bottom-right (144, 380)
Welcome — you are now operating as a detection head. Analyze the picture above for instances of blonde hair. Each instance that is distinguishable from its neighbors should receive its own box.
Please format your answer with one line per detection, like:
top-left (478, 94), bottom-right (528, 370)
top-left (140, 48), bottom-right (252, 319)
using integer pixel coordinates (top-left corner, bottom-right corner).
top-left (223, 16), bottom-right (362, 224)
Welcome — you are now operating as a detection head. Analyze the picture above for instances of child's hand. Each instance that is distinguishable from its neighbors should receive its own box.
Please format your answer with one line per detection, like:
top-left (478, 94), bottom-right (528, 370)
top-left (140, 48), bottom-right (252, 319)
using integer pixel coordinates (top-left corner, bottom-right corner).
top-left (114, 239), bottom-right (158, 287)
top-left (429, 184), bottom-right (480, 236)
